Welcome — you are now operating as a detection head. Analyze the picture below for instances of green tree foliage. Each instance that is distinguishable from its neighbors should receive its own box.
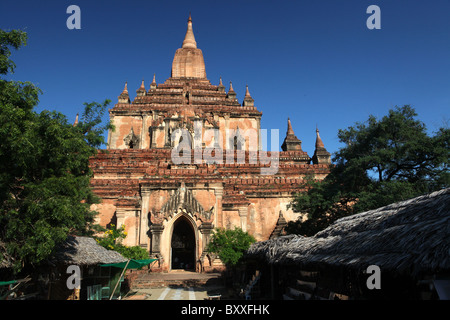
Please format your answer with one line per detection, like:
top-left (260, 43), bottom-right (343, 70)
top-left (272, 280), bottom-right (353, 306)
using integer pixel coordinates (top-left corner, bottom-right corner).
top-left (0, 29), bottom-right (28, 75)
top-left (96, 224), bottom-right (149, 260)
top-left (206, 227), bottom-right (256, 267)
top-left (287, 105), bottom-right (449, 236)
top-left (0, 29), bottom-right (113, 272)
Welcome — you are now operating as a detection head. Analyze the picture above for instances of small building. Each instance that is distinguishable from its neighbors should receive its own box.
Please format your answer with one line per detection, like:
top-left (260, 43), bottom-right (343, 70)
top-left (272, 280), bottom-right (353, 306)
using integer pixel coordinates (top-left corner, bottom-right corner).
top-left (246, 188), bottom-right (450, 300)
top-left (47, 235), bottom-right (127, 300)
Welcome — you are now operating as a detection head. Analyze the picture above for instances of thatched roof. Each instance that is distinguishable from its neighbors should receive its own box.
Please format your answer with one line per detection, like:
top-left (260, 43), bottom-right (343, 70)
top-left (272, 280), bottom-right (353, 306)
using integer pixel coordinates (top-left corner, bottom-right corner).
top-left (52, 235), bottom-right (127, 266)
top-left (247, 188), bottom-right (450, 276)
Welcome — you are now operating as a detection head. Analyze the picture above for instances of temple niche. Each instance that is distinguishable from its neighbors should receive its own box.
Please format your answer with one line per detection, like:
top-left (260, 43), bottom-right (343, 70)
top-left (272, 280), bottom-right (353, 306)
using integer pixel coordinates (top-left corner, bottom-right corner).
top-left (90, 15), bottom-right (331, 272)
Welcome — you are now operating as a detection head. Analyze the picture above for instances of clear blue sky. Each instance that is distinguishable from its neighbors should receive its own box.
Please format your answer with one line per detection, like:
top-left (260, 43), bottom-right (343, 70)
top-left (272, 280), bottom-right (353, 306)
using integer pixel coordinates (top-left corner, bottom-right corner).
top-left (1, 0), bottom-right (449, 157)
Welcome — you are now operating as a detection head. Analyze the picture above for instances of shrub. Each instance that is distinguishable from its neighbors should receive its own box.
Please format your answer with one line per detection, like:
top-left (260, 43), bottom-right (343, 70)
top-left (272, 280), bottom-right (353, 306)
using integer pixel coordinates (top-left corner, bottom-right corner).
top-left (96, 224), bottom-right (149, 260)
top-left (206, 227), bottom-right (256, 267)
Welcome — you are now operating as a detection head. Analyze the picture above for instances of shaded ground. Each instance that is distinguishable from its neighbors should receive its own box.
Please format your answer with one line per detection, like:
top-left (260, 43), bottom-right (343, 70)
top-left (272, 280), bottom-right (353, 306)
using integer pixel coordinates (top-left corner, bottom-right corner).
top-left (123, 271), bottom-right (230, 300)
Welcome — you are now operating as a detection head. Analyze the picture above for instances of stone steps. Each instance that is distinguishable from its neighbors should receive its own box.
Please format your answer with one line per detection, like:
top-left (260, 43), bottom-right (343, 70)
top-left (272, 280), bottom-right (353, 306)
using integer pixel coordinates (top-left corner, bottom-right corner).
top-left (130, 272), bottom-right (223, 289)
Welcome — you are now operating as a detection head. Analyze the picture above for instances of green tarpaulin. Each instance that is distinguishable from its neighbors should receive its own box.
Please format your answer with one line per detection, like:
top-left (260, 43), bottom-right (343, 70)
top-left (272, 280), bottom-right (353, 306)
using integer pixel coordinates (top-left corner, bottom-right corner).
top-left (101, 259), bottom-right (157, 270)
top-left (0, 280), bottom-right (18, 287)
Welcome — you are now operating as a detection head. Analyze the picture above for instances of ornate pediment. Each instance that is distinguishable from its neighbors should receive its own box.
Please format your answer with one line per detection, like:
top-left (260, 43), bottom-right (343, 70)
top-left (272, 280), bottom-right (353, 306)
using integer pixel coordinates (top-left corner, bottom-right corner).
top-left (159, 183), bottom-right (213, 222)
top-left (124, 127), bottom-right (140, 149)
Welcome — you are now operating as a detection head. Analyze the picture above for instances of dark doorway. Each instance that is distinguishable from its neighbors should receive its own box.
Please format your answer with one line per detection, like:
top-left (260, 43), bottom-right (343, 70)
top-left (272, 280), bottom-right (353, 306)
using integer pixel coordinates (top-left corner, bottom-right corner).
top-left (171, 216), bottom-right (195, 270)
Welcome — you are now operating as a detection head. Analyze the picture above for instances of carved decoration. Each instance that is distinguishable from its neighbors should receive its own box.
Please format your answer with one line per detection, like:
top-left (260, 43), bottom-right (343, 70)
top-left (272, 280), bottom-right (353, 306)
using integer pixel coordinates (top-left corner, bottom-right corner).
top-left (123, 127), bottom-right (140, 149)
top-left (157, 182), bottom-right (213, 222)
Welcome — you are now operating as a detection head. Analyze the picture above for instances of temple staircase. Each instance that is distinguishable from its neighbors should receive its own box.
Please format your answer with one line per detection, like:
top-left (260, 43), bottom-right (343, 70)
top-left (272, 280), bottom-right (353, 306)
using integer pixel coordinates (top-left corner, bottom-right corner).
top-left (129, 270), bottom-right (223, 289)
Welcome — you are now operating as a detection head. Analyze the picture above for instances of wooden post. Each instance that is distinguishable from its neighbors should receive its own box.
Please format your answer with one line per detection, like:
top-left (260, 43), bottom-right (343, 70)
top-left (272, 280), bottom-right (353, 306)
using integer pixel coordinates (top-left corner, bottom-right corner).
top-left (109, 260), bottom-right (131, 300)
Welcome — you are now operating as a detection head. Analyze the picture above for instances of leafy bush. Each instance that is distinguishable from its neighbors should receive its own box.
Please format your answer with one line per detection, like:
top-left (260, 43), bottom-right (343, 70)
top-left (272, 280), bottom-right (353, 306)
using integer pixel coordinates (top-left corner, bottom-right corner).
top-left (206, 227), bottom-right (256, 267)
top-left (96, 224), bottom-right (149, 260)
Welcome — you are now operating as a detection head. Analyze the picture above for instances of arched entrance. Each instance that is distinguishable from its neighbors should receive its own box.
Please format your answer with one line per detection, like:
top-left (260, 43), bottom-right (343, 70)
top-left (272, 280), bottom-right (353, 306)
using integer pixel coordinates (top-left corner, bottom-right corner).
top-left (171, 215), bottom-right (196, 270)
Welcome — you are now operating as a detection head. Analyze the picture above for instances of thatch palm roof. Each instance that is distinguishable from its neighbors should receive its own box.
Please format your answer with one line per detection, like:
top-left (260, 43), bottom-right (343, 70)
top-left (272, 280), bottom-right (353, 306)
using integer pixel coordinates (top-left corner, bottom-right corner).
top-left (247, 188), bottom-right (450, 276)
top-left (52, 235), bottom-right (126, 266)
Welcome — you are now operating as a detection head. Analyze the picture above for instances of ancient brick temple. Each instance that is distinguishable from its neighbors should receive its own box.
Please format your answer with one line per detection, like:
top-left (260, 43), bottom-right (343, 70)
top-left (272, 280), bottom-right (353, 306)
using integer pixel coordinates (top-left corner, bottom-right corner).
top-left (89, 15), bottom-right (331, 272)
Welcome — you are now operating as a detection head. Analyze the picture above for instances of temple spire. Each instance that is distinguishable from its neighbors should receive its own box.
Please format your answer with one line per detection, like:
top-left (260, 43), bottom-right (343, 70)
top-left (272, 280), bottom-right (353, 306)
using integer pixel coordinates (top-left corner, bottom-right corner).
top-left (227, 81), bottom-right (237, 100)
top-left (287, 118), bottom-right (294, 135)
top-left (218, 76), bottom-right (225, 92)
top-left (182, 13), bottom-right (197, 49)
top-left (281, 117), bottom-right (302, 151)
top-left (172, 14), bottom-right (206, 78)
top-left (245, 85), bottom-right (251, 97)
top-left (243, 85), bottom-right (254, 107)
top-left (315, 126), bottom-right (325, 149)
top-left (312, 126), bottom-right (331, 164)
top-left (150, 73), bottom-right (157, 89)
top-left (136, 79), bottom-right (146, 96)
top-left (73, 113), bottom-right (79, 127)
top-left (118, 82), bottom-right (130, 103)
